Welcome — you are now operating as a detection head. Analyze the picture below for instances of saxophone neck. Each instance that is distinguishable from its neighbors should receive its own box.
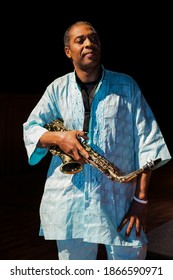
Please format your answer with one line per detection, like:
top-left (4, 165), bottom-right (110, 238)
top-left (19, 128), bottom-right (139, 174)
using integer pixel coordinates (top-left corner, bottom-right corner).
top-left (118, 158), bottom-right (162, 183)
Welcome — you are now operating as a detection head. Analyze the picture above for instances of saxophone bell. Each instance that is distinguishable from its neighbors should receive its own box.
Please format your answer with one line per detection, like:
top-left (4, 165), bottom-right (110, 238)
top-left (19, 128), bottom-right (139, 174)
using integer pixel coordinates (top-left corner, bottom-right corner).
top-left (48, 146), bottom-right (83, 174)
top-left (59, 153), bottom-right (83, 174)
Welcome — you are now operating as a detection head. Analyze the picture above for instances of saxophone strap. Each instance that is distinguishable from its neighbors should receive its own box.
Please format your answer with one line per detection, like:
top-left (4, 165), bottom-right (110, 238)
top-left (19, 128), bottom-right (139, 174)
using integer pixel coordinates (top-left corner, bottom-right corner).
top-left (76, 75), bottom-right (98, 132)
top-left (81, 84), bottom-right (96, 132)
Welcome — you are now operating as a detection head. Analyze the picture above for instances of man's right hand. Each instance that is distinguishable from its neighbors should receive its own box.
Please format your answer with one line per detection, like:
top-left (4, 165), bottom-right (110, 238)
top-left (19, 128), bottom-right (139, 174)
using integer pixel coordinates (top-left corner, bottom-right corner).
top-left (38, 130), bottom-right (89, 161)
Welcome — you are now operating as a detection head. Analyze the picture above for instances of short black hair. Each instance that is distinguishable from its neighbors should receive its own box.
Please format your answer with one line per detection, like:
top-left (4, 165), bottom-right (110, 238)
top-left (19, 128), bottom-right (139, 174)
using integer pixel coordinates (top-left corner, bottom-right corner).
top-left (63, 21), bottom-right (98, 47)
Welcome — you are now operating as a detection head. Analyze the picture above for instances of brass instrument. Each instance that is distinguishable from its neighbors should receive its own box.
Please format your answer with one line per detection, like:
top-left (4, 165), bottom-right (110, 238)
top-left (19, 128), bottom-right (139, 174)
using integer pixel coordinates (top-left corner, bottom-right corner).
top-left (44, 119), bottom-right (161, 183)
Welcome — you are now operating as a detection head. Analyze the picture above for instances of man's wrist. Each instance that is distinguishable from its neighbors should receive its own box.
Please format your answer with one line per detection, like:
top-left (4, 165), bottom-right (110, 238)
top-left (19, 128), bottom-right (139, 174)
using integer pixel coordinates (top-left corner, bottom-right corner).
top-left (133, 196), bottom-right (148, 204)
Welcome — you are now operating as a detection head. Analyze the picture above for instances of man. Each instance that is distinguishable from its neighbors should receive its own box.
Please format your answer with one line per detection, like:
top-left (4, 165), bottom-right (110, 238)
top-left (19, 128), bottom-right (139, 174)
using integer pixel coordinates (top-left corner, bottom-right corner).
top-left (23, 21), bottom-right (171, 259)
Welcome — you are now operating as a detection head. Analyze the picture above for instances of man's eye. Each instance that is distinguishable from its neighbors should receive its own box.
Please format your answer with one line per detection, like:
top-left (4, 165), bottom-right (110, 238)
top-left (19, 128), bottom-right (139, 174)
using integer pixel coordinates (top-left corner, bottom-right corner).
top-left (90, 36), bottom-right (99, 44)
top-left (76, 39), bottom-right (84, 44)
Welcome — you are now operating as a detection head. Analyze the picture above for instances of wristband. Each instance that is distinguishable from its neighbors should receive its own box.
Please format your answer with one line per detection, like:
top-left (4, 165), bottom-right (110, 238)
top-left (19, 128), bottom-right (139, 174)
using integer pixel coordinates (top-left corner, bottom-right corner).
top-left (133, 196), bottom-right (148, 204)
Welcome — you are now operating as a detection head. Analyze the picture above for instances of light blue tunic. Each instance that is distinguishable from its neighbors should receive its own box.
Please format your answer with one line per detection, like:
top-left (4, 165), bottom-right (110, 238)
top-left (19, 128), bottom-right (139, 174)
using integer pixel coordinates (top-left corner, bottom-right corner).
top-left (23, 67), bottom-right (171, 247)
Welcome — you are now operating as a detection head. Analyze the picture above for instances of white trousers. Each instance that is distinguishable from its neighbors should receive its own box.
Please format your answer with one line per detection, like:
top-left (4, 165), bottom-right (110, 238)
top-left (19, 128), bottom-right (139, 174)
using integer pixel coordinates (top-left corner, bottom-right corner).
top-left (56, 239), bottom-right (147, 260)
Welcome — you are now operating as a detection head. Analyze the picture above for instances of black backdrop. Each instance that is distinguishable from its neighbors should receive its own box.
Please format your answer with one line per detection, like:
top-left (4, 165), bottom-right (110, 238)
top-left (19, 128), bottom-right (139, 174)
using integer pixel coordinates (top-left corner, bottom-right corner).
top-left (1, 3), bottom-right (172, 154)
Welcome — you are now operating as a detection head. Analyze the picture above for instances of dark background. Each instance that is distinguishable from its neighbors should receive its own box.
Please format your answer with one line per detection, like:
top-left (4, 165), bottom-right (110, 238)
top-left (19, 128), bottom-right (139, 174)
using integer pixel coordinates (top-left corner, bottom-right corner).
top-left (1, 3), bottom-right (172, 154)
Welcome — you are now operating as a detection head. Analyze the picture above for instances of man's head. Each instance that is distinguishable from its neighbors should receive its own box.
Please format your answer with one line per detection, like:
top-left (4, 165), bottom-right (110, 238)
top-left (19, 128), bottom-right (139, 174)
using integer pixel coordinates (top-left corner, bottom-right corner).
top-left (63, 21), bottom-right (101, 72)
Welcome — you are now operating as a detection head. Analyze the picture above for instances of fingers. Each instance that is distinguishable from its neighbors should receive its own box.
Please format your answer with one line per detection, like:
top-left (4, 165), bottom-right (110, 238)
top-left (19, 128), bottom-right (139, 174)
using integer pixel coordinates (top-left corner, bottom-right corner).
top-left (125, 217), bottom-right (135, 237)
top-left (75, 130), bottom-right (89, 159)
top-left (65, 131), bottom-right (89, 161)
top-left (117, 217), bottom-right (129, 232)
top-left (77, 130), bottom-right (88, 139)
top-left (117, 216), bottom-right (142, 238)
top-left (77, 144), bottom-right (89, 159)
top-left (135, 218), bottom-right (142, 238)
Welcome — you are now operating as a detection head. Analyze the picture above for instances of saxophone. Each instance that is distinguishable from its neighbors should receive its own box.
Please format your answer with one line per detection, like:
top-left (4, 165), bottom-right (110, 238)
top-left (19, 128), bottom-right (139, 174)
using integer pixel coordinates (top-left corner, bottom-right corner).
top-left (44, 118), bottom-right (161, 183)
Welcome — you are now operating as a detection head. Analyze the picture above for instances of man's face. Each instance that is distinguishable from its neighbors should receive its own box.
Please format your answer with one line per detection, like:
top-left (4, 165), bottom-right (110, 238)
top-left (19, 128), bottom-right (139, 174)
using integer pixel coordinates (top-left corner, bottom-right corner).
top-left (64, 24), bottom-right (101, 70)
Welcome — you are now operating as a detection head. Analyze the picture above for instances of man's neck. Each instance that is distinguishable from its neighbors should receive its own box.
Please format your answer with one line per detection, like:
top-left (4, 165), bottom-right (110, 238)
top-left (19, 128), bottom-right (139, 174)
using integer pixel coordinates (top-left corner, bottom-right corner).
top-left (75, 65), bottom-right (102, 83)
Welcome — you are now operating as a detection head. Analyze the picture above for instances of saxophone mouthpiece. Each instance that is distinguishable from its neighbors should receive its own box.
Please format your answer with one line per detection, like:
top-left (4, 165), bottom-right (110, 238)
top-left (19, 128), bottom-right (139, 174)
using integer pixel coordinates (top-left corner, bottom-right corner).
top-left (153, 158), bottom-right (162, 165)
top-left (147, 158), bottom-right (162, 169)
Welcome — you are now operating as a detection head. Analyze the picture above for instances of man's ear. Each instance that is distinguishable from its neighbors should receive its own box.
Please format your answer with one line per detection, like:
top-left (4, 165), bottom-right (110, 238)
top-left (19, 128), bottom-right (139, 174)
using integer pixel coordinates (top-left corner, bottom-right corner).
top-left (64, 46), bottom-right (71, 59)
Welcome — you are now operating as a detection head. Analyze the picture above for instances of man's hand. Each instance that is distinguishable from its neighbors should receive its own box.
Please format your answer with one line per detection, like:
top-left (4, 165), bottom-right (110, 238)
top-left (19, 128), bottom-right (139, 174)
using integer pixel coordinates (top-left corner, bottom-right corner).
top-left (117, 199), bottom-right (148, 238)
top-left (57, 130), bottom-right (89, 161)
top-left (38, 130), bottom-right (89, 162)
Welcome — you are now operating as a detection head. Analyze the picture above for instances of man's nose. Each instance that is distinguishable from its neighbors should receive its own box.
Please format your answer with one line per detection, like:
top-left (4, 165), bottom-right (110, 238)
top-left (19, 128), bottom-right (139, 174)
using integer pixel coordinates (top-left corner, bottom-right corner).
top-left (84, 37), bottom-right (93, 47)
